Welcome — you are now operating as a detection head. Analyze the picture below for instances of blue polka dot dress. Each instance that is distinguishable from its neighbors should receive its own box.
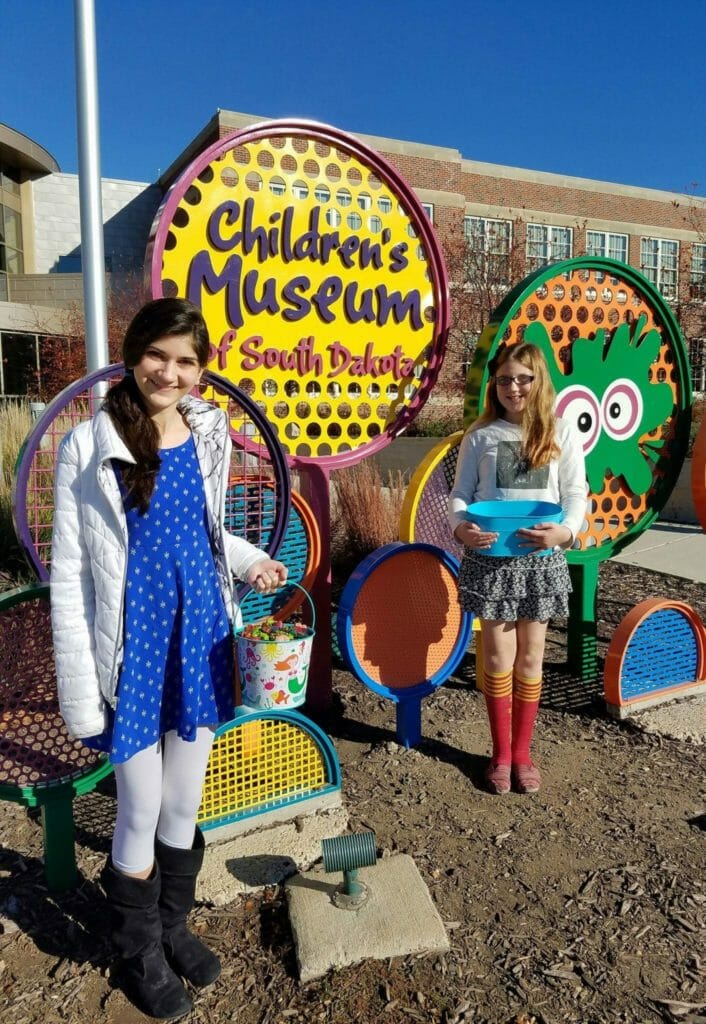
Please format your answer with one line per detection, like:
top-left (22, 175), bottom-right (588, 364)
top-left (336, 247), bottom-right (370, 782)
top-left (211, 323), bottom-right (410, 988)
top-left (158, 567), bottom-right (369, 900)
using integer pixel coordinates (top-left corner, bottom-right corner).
top-left (84, 434), bottom-right (234, 763)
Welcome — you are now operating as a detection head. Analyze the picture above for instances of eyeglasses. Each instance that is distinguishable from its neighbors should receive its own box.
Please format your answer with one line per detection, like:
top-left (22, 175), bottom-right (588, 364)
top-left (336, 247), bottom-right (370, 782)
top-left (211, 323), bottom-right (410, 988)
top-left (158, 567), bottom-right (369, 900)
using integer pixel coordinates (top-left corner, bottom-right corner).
top-left (495, 374), bottom-right (535, 388)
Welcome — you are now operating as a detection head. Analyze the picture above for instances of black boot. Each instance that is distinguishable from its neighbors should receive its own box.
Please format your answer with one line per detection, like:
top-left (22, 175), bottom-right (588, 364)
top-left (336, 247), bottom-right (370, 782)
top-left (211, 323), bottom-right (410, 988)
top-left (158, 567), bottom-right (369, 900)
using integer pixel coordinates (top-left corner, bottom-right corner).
top-left (101, 859), bottom-right (193, 1019)
top-left (155, 828), bottom-right (221, 987)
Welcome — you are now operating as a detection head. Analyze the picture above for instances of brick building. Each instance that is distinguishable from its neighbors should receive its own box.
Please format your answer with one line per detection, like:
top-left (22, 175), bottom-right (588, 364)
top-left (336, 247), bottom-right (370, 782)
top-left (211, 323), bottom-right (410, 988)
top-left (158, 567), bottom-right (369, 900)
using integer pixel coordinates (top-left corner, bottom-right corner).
top-left (2, 112), bottom-right (705, 400)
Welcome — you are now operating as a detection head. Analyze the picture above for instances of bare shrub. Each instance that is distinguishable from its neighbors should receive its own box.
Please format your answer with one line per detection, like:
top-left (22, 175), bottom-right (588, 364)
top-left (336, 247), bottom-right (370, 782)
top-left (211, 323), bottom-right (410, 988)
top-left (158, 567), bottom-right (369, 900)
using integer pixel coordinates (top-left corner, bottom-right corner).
top-left (0, 402), bottom-right (34, 586)
top-left (331, 459), bottom-right (407, 568)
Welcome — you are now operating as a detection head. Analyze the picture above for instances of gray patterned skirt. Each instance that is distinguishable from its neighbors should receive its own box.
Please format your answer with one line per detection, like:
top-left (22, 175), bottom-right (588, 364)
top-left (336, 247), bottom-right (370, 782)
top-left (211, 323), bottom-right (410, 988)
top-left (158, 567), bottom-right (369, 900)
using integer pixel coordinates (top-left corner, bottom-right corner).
top-left (457, 549), bottom-right (572, 622)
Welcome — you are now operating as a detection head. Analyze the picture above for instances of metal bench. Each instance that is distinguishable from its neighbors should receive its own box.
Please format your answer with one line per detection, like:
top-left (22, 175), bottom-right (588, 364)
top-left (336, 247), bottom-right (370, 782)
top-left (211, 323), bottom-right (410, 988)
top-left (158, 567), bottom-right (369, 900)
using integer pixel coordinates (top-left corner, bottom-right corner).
top-left (0, 583), bottom-right (112, 891)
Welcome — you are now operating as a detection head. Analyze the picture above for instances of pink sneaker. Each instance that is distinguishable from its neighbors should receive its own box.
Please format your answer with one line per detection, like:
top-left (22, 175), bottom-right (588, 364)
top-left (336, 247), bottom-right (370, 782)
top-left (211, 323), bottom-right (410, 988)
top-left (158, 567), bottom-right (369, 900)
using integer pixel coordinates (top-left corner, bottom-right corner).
top-left (484, 761), bottom-right (511, 794)
top-left (512, 762), bottom-right (541, 794)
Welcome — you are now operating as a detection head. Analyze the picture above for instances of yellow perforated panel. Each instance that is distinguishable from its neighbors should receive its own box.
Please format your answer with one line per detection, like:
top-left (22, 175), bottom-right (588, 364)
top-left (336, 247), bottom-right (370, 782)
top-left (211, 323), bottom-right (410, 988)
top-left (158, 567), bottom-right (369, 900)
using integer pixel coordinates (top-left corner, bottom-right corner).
top-left (154, 126), bottom-right (445, 463)
top-left (198, 717), bottom-right (328, 826)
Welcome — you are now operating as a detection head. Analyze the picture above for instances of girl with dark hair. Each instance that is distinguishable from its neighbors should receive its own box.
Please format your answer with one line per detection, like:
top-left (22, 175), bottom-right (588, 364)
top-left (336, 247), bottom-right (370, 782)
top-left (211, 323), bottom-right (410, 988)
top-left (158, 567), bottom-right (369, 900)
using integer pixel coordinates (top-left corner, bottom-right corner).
top-left (448, 343), bottom-right (586, 796)
top-left (51, 297), bottom-right (287, 1018)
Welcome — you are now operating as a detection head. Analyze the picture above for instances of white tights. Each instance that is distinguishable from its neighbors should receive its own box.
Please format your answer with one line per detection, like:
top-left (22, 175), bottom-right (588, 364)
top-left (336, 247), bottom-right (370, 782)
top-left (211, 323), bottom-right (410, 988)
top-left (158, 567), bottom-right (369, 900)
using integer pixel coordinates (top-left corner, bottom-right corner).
top-left (111, 727), bottom-right (216, 874)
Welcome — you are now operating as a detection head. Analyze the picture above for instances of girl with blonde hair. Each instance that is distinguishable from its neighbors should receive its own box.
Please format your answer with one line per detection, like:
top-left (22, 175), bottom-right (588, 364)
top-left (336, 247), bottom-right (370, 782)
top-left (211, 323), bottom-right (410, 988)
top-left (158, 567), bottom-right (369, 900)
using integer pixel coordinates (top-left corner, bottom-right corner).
top-left (448, 343), bottom-right (587, 795)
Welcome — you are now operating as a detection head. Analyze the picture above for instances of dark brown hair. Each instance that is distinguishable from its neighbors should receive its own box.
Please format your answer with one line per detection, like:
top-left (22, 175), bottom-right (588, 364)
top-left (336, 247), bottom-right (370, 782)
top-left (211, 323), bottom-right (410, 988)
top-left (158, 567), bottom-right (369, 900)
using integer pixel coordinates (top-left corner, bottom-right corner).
top-left (103, 298), bottom-right (210, 513)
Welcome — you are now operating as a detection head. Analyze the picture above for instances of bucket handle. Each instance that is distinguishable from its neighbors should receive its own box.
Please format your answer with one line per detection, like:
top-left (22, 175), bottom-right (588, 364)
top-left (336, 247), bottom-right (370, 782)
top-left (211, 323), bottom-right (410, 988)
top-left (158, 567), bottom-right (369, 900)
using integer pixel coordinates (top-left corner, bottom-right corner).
top-left (237, 580), bottom-right (316, 634)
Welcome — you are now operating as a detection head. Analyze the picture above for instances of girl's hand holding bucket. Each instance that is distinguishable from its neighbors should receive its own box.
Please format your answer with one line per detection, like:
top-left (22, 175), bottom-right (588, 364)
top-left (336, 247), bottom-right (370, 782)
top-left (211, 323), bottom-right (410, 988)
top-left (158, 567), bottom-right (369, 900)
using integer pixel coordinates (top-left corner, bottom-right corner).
top-left (516, 522), bottom-right (573, 552)
top-left (247, 558), bottom-right (288, 594)
top-left (453, 519), bottom-right (499, 551)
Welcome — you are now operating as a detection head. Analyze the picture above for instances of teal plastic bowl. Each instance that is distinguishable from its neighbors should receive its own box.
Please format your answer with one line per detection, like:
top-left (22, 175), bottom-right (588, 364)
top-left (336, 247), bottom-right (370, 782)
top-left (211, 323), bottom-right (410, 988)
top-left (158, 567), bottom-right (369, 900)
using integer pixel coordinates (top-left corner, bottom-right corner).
top-left (465, 500), bottom-right (564, 557)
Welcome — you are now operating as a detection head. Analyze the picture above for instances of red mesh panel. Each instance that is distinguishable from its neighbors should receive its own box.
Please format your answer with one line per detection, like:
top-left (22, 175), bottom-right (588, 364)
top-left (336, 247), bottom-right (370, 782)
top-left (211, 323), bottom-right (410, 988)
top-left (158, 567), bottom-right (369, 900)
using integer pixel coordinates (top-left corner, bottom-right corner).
top-left (0, 595), bottom-right (103, 789)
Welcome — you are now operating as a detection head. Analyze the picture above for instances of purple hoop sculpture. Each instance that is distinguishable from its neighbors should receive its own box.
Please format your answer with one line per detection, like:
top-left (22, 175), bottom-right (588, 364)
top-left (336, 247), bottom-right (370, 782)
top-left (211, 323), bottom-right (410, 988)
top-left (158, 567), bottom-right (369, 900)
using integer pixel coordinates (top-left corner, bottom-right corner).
top-left (12, 365), bottom-right (291, 586)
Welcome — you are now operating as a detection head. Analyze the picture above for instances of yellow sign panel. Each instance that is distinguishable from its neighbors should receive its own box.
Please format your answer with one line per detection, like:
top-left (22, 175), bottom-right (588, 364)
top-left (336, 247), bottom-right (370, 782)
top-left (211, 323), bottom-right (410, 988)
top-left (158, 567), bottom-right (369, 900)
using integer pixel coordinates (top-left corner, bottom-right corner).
top-left (149, 121), bottom-right (449, 465)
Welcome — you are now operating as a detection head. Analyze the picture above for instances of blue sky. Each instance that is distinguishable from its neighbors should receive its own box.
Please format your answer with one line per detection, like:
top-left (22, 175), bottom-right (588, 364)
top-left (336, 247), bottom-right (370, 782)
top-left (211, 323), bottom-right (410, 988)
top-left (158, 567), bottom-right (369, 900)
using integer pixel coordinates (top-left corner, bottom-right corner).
top-left (4, 0), bottom-right (706, 195)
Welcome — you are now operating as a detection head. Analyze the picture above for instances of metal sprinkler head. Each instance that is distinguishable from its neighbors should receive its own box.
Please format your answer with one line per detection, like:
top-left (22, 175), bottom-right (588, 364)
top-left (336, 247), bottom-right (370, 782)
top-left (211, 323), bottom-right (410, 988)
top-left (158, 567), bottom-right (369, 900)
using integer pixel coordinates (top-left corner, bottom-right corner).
top-left (321, 829), bottom-right (377, 909)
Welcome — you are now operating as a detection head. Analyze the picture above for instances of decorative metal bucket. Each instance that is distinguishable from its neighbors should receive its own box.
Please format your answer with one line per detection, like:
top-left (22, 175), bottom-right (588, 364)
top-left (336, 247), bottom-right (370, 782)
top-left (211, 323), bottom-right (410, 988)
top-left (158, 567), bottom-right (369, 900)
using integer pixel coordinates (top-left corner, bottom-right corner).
top-left (236, 583), bottom-right (315, 710)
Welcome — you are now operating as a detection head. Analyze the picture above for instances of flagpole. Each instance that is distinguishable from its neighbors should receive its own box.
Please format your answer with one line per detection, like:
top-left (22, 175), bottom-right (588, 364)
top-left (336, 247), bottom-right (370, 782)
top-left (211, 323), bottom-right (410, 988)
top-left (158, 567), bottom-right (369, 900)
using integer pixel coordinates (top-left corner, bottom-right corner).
top-left (73, 0), bottom-right (109, 373)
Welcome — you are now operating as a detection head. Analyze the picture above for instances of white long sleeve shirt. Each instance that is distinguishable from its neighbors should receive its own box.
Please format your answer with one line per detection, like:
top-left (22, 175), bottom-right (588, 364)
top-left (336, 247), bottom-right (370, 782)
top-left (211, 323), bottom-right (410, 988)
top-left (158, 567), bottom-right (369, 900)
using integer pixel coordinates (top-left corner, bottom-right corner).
top-left (447, 417), bottom-right (588, 542)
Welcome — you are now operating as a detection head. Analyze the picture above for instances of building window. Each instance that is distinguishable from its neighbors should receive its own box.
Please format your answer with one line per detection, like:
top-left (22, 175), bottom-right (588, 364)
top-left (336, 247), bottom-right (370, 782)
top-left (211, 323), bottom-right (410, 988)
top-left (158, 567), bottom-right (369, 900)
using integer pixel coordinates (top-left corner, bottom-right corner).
top-left (460, 332), bottom-right (478, 379)
top-left (0, 331), bottom-right (40, 396)
top-left (689, 337), bottom-right (706, 391)
top-left (690, 243), bottom-right (706, 300)
top-left (464, 216), bottom-right (512, 284)
top-left (0, 197), bottom-right (24, 299)
top-left (0, 163), bottom-right (20, 196)
top-left (586, 230), bottom-right (628, 263)
top-left (640, 237), bottom-right (679, 300)
top-left (421, 202), bottom-right (434, 223)
top-left (527, 224), bottom-right (572, 271)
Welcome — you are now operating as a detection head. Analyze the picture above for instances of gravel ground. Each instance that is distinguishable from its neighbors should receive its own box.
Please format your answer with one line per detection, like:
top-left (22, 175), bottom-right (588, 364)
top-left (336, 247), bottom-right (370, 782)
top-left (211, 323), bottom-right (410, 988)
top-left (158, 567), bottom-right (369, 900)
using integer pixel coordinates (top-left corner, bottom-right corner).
top-left (0, 560), bottom-right (705, 1024)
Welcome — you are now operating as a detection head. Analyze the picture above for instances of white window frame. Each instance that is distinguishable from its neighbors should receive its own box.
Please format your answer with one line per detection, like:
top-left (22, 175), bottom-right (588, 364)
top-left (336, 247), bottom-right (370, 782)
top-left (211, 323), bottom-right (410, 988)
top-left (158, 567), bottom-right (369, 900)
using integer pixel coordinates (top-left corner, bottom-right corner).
top-left (421, 202), bottom-right (434, 223)
top-left (690, 243), bottom-right (706, 300)
top-left (460, 331), bottom-right (478, 379)
top-left (586, 229), bottom-right (628, 263)
top-left (640, 237), bottom-right (679, 301)
top-left (463, 216), bottom-right (513, 285)
top-left (526, 223), bottom-right (573, 270)
top-left (688, 337), bottom-right (706, 391)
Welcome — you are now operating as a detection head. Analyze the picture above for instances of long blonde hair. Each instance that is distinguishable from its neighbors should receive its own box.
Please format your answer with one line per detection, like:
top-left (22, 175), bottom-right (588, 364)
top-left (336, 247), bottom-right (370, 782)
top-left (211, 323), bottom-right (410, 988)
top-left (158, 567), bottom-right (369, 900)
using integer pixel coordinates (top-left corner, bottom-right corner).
top-left (471, 343), bottom-right (559, 468)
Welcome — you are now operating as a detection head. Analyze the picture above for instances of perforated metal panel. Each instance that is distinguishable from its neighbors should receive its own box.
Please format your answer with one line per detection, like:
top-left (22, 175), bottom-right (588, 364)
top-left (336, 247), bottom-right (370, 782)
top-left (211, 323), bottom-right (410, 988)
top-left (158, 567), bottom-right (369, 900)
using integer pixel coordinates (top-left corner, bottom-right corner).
top-left (198, 710), bottom-right (340, 831)
top-left (621, 609), bottom-right (700, 700)
top-left (0, 586), bottom-right (108, 794)
top-left (466, 259), bottom-right (691, 556)
top-left (400, 433), bottom-right (463, 561)
top-left (237, 489), bottom-right (320, 623)
top-left (149, 120), bottom-right (451, 468)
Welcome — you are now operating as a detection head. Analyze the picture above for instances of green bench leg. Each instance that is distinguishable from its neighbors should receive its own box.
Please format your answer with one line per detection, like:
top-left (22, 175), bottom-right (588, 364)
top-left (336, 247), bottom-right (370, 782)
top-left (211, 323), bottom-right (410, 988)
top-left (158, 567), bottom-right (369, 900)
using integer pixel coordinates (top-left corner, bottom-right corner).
top-left (567, 560), bottom-right (600, 682)
top-left (40, 787), bottom-right (78, 891)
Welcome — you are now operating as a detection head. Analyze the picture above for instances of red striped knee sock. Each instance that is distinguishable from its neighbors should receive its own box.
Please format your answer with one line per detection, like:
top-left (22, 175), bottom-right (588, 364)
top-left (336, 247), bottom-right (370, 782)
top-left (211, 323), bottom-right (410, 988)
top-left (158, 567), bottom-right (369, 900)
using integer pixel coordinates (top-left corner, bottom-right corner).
top-left (512, 671), bottom-right (542, 765)
top-left (483, 667), bottom-right (513, 765)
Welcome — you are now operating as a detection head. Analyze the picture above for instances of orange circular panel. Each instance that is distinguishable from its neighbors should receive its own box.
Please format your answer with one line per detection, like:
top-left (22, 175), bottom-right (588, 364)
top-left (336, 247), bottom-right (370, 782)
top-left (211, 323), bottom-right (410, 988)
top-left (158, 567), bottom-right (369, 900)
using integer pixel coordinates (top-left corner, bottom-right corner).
top-left (336, 542), bottom-right (472, 698)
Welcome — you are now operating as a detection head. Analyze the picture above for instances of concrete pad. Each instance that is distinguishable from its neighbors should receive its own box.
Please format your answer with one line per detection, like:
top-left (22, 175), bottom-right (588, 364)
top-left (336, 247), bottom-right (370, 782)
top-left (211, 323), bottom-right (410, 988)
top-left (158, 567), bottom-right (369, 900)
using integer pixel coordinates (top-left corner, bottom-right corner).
top-left (627, 692), bottom-right (706, 743)
top-left (201, 790), bottom-right (343, 844)
top-left (198, 802), bottom-right (349, 905)
top-left (285, 853), bottom-right (450, 983)
top-left (612, 523), bottom-right (706, 583)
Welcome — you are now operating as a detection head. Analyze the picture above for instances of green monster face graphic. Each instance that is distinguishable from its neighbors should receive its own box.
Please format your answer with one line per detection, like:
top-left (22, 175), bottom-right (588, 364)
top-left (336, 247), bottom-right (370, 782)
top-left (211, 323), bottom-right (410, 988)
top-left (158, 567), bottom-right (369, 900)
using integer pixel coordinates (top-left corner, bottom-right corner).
top-left (524, 315), bottom-right (674, 495)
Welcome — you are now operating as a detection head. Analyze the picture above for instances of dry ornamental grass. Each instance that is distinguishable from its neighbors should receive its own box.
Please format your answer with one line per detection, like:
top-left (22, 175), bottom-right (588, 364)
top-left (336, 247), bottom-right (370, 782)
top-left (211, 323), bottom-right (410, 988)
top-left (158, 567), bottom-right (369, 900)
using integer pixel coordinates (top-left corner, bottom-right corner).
top-left (331, 459), bottom-right (407, 563)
